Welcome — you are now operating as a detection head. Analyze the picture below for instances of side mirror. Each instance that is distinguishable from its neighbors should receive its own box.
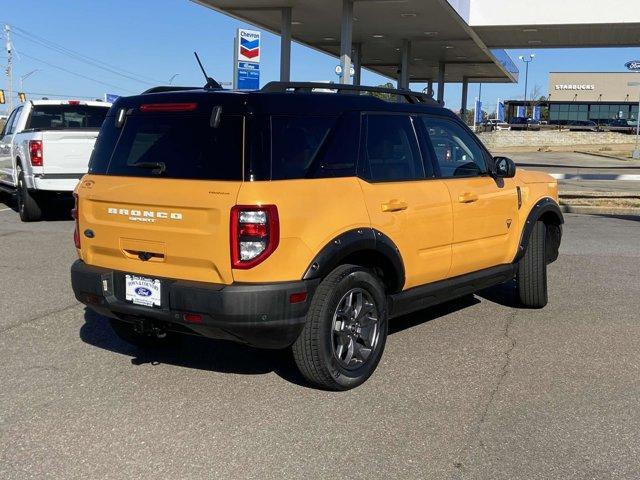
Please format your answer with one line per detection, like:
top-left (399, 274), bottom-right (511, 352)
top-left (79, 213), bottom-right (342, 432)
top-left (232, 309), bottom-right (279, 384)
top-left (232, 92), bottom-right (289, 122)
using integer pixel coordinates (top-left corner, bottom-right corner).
top-left (493, 156), bottom-right (516, 178)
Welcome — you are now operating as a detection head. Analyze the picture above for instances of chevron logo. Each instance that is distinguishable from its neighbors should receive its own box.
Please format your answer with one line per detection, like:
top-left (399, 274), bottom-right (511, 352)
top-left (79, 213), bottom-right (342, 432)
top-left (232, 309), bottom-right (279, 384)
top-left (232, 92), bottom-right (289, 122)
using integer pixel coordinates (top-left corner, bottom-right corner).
top-left (238, 29), bottom-right (261, 62)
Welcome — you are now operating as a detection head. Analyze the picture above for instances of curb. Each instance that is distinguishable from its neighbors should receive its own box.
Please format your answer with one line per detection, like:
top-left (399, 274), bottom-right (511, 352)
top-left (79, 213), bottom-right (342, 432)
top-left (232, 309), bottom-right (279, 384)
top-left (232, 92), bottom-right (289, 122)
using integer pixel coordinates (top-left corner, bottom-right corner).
top-left (552, 173), bottom-right (640, 181)
top-left (561, 191), bottom-right (640, 198)
top-left (573, 150), bottom-right (632, 161)
top-left (560, 204), bottom-right (640, 217)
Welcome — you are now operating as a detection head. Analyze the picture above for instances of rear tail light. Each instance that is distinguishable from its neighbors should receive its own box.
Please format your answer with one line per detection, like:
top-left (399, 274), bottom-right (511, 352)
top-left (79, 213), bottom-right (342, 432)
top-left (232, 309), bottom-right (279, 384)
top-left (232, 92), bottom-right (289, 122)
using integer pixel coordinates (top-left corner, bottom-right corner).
top-left (72, 193), bottom-right (80, 249)
top-left (230, 205), bottom-right (279, 269)
top-left (29, 140), bottom-right (43, 167)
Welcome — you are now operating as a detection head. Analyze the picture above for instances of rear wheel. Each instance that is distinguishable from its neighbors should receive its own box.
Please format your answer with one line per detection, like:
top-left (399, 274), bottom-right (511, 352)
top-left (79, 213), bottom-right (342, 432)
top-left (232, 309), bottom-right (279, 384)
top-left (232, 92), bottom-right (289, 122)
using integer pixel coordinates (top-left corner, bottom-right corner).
top-left (292, 265), bottom-right (388, 391)
top-left (16, 165), bottom-right (43, 222)
top-left (108, 318), bottom-right (176, 349)
top-left (516, 221), bottom-right (548, 308)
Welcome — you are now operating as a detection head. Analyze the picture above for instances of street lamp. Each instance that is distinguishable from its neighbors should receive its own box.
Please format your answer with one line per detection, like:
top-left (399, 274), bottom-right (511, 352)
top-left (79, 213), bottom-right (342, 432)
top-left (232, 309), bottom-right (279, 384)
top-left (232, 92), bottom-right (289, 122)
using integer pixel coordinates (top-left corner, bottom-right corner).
top-left (20, 69), bottom-right (40, 91)
top-left (519, 54), bottom-right (535, 117)
top-left (628, 81), bottom-right (640, 159)
top-left (168, 73), bottom-right (180, 85)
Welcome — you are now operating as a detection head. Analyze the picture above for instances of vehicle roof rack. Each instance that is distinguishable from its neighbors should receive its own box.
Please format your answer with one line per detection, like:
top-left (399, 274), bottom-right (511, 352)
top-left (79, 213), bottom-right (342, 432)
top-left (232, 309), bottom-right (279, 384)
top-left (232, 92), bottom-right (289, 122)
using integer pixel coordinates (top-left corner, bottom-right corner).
top-left (261, 81), bottom-right (437, 105)
top-left (142, 86), bottom-right (202, 94)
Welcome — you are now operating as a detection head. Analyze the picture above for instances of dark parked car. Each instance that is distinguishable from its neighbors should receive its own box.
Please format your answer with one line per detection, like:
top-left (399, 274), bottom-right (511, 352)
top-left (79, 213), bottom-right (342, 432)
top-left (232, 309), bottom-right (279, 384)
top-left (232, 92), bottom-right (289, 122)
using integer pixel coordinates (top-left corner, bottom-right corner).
top-left (598, 118), bottom-right (634, 133)
top-left (508, 117), bottom-right (541, 131)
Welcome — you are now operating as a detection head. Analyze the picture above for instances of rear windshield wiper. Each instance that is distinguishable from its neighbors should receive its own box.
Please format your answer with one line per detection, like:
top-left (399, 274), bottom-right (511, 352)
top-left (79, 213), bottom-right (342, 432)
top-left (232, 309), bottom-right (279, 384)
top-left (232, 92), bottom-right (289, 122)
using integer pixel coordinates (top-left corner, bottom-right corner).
top-left (135, 162), bottom-right (166, 175)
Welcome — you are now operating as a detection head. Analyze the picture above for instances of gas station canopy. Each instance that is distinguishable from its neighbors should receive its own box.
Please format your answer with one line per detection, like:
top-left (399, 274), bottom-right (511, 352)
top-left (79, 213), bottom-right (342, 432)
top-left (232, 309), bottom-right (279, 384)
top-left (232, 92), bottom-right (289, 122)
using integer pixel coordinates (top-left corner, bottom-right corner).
top-left (193, 0), bottom-right (518, 84)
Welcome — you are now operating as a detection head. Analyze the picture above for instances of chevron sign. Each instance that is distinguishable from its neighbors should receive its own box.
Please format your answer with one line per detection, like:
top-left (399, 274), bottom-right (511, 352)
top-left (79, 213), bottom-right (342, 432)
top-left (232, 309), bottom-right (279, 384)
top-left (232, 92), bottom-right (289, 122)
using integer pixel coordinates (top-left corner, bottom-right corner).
top-left (237, 29), bottom-right (261, 63)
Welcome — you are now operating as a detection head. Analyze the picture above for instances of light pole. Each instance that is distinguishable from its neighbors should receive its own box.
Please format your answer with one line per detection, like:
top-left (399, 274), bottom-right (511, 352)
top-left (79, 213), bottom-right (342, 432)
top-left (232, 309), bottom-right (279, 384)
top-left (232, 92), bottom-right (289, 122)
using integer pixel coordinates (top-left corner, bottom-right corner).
top-left (20, 69), bottom-right (40, 91)
top-left (168, 73), bottom-right (180, 85)
top-left (628, 81), bottom-right (640, 159)
top-left (519, 54), bottom-right (535, 117)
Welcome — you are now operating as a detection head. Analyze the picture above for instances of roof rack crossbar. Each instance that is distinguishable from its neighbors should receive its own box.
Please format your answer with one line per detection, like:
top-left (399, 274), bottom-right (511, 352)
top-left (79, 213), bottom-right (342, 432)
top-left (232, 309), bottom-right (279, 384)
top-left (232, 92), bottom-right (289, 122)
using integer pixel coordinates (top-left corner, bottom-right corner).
top-left (261, 82), bottom-right (436, 105)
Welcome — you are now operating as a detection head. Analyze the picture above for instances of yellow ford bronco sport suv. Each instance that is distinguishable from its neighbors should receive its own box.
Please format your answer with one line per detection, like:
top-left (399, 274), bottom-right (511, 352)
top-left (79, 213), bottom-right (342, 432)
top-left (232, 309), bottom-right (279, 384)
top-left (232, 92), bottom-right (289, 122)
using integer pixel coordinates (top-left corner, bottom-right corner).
top-left (71, 82), bottom-right (562, 390)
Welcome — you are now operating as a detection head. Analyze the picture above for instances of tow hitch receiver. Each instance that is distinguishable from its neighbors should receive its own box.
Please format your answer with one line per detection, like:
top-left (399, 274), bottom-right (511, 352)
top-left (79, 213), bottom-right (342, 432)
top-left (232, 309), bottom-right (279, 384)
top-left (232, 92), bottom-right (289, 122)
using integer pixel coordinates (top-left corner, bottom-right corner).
top-left (132, 317), bottom-right (167, 338)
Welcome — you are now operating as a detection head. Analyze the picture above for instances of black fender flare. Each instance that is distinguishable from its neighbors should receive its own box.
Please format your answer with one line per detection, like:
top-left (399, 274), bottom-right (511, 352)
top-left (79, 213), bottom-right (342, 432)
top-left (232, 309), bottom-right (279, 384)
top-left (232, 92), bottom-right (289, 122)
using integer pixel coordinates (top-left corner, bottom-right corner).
top-left (514, 197), bottom-right (564, 263)
top-left (302, 228), bottom-right (406, 293)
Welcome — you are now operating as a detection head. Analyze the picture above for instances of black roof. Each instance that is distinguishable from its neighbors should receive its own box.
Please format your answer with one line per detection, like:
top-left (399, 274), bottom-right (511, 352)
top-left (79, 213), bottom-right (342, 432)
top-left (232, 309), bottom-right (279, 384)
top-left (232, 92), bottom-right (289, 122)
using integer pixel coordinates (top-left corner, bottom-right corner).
top-left (110, 83), bottom-right (452, 118)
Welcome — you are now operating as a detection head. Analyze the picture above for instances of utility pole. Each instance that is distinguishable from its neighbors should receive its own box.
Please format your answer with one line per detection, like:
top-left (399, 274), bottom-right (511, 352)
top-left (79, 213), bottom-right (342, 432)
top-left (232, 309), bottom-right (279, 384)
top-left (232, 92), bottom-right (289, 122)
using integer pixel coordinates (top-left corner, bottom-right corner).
top-left (4, 25), bottom-right (13, 113)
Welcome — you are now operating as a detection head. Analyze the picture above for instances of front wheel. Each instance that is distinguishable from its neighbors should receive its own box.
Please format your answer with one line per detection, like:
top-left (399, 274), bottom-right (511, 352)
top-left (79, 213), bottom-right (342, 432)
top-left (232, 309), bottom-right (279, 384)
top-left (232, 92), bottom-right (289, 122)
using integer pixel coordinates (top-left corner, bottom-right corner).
top-left (292, 265), bottom-right (388, 391)
top-left (516, 221), bottom-right (548, 308)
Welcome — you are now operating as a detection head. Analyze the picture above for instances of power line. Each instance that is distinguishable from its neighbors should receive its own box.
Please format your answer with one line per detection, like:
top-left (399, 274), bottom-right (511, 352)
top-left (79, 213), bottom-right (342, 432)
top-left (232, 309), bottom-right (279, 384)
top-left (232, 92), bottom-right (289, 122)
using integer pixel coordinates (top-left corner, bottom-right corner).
top-left (8, 24), bottom-right (164, 85)
top-left (19, 51), bottom-right (136, 94)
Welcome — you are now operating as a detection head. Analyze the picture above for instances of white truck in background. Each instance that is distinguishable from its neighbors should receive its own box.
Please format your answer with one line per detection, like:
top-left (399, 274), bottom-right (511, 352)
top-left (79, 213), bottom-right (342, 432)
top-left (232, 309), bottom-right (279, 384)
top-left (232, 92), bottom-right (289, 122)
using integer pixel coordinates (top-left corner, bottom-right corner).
top-left (0, 100), bottom-right (111, 221)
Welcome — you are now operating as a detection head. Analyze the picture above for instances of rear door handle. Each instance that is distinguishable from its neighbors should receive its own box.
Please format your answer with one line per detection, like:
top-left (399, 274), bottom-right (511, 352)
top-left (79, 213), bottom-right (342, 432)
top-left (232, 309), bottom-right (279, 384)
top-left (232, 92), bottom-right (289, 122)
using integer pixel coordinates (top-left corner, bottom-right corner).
top-left (458, 192), bottom-right (479, 204)
top-left (381, 200), bottom-right (408, 212)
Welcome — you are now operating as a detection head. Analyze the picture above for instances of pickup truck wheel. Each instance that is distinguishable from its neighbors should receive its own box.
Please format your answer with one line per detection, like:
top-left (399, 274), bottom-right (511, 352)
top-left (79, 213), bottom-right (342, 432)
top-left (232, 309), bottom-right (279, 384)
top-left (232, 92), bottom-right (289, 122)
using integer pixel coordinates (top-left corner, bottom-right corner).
top-left (516, 221), bottom-right (548, 308)
top-left (108, 319), bottom-right (176, 349)
top-left (16, 166), bottom-right (43, 222)
top-left (292, 265), bottom-right (388, 391)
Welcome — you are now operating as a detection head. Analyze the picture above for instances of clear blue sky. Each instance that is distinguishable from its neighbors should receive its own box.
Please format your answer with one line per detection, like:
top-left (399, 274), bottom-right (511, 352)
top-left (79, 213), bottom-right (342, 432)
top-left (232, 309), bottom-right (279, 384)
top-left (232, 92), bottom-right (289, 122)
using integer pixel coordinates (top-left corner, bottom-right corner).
top-left (2, 0), bottom-right (639, 114)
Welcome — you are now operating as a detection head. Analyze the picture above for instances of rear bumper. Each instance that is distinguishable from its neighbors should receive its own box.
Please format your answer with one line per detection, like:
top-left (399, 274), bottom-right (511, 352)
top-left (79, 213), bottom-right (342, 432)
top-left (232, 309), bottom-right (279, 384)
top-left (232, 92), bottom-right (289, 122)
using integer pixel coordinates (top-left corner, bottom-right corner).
top-left (32, 175), bottom-right (83, 192)
top-left (71, 260), bottom-right (318, 349)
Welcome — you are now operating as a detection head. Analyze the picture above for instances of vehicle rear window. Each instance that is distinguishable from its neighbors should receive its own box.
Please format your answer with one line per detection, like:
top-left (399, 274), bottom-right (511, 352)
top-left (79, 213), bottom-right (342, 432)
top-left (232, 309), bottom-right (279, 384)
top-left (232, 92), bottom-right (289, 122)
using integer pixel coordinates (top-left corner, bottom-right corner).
top-left (89, 114), bottom-right (243, 181)
top-left (26, 105), bottom-right (109, 130)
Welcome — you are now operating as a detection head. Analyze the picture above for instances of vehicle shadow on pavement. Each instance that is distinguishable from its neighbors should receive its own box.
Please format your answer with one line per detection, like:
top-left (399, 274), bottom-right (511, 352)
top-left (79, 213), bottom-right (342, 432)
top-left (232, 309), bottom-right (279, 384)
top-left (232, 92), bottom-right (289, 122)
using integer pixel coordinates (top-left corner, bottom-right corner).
top-left (79, 284), bottom-right (520, 388)
top-left (79, 308), bottom-right (311, 386)
top-left (0, 192), bottom-right (73, 221)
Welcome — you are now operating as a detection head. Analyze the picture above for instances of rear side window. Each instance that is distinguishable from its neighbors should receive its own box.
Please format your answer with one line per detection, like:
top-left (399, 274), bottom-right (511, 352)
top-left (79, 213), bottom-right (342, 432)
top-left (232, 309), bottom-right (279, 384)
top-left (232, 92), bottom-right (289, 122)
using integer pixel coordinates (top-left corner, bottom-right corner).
top-left (270, 115), bottom-right (337, 180)
top-left (26, 105), bottom-right (108, 130)
top-left (361, 114), bottom-right (425, 182)
top-left (89, 114), bottom-right (243, 180)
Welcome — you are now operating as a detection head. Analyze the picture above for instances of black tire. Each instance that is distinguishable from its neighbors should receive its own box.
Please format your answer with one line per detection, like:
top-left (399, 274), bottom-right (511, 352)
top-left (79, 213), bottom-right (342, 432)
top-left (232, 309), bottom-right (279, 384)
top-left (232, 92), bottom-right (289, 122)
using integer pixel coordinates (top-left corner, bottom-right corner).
top-left (516, 221), bottom-right (548, 308)
top-left (16, 166), bottom-right (43, 222)
top-left (292, 265), bottom-right (388, 391)
top-left (108, 318), bottom-right (177, 349)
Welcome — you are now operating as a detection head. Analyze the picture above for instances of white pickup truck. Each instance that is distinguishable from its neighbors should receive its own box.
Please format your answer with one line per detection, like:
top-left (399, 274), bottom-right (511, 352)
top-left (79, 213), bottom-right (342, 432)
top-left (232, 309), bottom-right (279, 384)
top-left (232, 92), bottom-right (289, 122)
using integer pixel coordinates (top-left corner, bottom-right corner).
top-left (0, 100), bottom-right (111, 221)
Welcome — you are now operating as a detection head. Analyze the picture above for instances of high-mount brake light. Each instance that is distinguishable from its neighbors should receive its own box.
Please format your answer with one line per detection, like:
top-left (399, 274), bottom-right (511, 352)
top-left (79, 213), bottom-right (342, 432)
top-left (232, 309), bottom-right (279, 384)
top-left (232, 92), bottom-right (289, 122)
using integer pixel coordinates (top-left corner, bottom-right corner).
top-left (68, 100), bottom-right (81, 105)
top-left (230, 205), bottom-right (279, 269)
top-left (72, 193), bottom-right (80, 249)
top-left (29, 140), bottom-right (43, 167)
top-left (139, 103), bottom-right (198, 113)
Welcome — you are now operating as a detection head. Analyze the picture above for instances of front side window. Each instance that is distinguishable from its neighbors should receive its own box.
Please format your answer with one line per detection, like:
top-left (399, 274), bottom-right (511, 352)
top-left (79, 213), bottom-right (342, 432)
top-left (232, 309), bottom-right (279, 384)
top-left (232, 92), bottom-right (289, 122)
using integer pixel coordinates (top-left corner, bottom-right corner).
top-left (362, 114), bottom-right (424, 182)
top-left (420, 116), bottom-right (488, 178)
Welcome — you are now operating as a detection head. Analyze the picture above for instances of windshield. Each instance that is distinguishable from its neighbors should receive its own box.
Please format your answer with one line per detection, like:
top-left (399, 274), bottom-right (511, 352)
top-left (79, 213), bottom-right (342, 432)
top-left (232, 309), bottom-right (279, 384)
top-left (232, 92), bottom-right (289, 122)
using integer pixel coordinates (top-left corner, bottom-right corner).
top-left (26, 104), bottom-right (109, 130)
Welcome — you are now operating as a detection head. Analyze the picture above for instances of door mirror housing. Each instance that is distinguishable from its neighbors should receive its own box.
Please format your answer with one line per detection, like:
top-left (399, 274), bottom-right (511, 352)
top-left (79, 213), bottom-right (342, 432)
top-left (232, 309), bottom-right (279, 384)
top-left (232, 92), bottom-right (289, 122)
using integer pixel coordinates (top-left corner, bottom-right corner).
top-left (493, 156), bottom-right (516, 178)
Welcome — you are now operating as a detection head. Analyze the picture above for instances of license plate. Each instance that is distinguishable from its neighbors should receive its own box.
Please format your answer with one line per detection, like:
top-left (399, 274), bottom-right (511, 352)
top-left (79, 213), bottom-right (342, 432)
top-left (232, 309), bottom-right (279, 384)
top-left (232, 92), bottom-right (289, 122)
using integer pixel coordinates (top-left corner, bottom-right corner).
top-left (125, 275), bottom-right (161, 307)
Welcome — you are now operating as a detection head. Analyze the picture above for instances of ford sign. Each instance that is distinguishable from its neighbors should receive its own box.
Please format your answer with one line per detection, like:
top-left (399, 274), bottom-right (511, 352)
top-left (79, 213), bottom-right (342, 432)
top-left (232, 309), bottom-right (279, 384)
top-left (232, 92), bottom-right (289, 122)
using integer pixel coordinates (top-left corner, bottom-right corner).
top-left (135, 287), bottom-right (152, 297)
top-left (625, 61), bottom-right (640, 71)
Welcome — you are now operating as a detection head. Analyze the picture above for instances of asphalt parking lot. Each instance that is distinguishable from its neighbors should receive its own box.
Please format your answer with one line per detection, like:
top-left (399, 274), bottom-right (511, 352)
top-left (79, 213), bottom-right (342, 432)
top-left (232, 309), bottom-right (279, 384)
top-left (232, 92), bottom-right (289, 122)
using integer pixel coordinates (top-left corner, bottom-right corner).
top-left (1, 195), bottom-right (639, 479)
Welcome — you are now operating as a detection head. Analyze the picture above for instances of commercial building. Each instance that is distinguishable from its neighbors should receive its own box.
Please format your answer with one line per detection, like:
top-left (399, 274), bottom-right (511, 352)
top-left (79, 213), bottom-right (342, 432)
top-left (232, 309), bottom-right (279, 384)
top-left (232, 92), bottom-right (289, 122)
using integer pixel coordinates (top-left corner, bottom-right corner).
top-left (505, 72), bottom-right (640, 123)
